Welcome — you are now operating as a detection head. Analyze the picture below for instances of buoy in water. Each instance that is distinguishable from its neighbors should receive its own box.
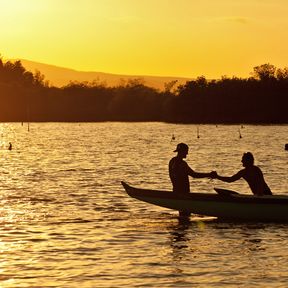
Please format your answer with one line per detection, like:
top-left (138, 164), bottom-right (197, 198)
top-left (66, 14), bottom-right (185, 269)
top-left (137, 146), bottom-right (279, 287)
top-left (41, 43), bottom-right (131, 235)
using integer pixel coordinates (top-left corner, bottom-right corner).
top-left (285, 144), bottom-right (288, 151)
top-left (238, 128), bottom-right (242, 139)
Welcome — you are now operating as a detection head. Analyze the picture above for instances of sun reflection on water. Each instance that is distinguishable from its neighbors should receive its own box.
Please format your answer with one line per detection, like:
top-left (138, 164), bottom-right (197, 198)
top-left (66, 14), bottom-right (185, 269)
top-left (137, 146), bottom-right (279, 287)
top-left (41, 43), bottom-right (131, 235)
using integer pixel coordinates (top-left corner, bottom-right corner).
top-left (0, 123), bottom-right (287, 287)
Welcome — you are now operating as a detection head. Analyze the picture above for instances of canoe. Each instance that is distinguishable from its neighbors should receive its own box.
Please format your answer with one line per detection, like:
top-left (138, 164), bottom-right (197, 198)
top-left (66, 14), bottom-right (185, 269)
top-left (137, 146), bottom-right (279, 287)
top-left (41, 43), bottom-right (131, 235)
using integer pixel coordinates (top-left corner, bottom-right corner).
top-left (121, 181), bottom-right (288, 222)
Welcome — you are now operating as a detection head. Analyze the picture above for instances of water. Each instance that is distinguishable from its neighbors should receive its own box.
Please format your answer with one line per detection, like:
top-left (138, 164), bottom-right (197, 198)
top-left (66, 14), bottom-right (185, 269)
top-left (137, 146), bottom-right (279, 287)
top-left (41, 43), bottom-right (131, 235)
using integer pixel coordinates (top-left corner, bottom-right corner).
top-left (0, 122), bottom-right (287, 287)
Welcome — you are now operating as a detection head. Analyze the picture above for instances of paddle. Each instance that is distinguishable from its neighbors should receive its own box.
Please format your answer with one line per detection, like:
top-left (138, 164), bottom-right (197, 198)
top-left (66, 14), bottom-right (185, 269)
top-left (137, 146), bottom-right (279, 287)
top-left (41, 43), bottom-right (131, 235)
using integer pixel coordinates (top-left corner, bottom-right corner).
top-left (214, 188), bottom-right (240, 196)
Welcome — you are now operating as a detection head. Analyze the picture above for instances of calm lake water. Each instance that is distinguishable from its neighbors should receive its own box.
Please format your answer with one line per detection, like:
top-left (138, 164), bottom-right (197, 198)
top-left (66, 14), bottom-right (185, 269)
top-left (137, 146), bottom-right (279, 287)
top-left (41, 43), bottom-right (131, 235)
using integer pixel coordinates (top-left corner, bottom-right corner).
top-left (0, 122), bottom-right (287, 287)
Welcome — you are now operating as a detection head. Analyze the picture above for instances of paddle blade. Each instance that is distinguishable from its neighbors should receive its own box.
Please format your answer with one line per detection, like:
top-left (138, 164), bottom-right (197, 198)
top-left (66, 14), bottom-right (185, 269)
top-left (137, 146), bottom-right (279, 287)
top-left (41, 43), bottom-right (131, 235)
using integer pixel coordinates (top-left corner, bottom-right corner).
top-left (214, 188), bottom-right (239, 196)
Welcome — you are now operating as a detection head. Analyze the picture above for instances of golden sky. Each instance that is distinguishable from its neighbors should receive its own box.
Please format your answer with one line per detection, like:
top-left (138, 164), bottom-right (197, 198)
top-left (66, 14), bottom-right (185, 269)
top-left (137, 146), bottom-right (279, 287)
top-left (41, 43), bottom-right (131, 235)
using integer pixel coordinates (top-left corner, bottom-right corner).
top-left (1, 0), bottom-right (288, 78)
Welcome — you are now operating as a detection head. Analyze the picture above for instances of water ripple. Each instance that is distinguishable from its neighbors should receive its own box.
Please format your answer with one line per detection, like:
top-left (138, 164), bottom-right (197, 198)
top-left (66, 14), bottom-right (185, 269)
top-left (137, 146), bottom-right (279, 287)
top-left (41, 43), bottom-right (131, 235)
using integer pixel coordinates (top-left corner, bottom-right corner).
top-left (0, 123), bottom-right (287, 287)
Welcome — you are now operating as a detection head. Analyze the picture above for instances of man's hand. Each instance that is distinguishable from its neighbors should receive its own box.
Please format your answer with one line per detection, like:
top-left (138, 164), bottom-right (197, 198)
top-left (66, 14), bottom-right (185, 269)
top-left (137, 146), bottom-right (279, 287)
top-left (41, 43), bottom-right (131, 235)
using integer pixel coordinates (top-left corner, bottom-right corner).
top-left (210, 171), bottom-right (218, 179)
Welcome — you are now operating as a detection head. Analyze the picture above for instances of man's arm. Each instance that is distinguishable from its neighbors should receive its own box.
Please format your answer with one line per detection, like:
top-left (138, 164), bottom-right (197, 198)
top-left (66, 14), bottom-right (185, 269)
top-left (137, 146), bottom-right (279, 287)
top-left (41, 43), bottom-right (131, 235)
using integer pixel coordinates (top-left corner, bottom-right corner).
top-left (216, 170), bottom-right (243, 183)
top-left (187, 166), bottom-right (214, 178)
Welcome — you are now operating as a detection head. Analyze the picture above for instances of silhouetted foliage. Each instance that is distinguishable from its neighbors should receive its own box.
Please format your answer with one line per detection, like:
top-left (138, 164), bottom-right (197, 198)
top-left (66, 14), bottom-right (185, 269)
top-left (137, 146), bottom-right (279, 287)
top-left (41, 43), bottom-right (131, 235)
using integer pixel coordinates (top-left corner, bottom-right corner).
top-left (0, 58), bottom-right (287, 123)
top-left (172, 72), bottom-right (288, 123)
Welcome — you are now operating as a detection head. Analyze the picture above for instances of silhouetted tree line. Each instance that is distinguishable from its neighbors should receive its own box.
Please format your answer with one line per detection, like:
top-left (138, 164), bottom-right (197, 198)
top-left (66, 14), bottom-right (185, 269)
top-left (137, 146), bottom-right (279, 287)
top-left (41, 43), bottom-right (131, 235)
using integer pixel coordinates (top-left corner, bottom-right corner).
top-left (0, 58), bottom-right (287, 123)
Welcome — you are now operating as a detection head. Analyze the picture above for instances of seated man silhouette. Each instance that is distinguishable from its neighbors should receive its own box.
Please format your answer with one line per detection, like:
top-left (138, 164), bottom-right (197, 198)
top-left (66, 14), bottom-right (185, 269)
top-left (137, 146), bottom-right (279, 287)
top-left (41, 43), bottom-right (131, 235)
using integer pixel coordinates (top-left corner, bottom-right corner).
top-left (214, 152), bottom-right (272, 196)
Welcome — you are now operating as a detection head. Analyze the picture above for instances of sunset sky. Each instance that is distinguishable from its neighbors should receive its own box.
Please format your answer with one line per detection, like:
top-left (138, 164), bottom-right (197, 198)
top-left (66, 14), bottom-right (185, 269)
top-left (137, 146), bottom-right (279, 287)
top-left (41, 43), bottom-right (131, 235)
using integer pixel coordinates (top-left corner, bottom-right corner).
top-left (1, 0), bottom-right (288, 78)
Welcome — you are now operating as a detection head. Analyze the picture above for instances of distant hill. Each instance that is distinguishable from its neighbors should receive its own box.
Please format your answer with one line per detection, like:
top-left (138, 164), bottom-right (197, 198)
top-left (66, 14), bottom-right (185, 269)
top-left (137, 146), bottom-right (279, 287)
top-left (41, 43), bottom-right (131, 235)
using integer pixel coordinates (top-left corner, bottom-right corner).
top-left (14, 59), bottom-right (192, 90)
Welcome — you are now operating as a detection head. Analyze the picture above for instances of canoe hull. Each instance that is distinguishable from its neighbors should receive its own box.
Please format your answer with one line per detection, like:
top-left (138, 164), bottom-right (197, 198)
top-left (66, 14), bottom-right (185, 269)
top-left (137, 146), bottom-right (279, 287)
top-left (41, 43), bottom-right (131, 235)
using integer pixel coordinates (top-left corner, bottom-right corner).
top-left (121, 181), bottom-right (288, 222)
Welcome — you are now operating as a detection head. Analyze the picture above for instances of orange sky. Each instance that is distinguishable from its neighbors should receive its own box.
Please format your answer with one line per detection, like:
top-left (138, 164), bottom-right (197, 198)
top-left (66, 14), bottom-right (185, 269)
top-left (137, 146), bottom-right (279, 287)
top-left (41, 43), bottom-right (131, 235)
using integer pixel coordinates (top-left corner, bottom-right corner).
top-left (1, 0), bottom-right (288, 78)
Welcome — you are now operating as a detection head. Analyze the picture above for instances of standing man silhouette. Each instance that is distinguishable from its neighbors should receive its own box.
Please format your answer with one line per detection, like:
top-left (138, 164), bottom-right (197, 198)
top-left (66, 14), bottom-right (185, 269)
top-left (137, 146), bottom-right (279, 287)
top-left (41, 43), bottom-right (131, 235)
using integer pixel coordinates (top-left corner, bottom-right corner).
top-left (169, 143), bottom-right (215, 216)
